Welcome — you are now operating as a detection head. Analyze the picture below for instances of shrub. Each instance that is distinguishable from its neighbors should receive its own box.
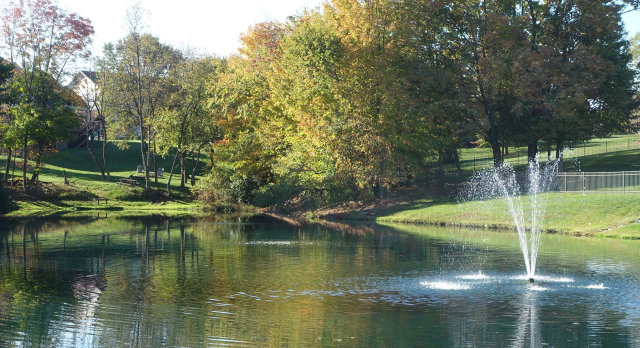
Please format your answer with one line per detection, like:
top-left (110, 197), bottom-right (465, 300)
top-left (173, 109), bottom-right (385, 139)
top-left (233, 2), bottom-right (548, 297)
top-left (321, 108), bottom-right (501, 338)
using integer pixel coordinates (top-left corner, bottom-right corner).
top-left (193, 166), bottom-right (260, 206)
top-left (0, 184), bottom-right (13, 214)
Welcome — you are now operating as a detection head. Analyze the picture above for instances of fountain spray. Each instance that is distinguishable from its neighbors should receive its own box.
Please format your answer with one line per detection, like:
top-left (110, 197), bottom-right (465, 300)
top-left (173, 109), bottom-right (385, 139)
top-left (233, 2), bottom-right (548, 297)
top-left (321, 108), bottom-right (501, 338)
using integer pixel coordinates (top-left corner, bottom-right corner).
top-left (466, 154), bottom-right (561, 281)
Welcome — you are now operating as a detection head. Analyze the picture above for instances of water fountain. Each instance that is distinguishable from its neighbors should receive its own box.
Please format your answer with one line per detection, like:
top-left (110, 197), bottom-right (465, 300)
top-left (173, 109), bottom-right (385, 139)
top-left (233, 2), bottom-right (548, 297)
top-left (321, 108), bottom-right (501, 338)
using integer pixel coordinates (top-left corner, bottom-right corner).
top-left (465, 154), bottom-right (561, 282)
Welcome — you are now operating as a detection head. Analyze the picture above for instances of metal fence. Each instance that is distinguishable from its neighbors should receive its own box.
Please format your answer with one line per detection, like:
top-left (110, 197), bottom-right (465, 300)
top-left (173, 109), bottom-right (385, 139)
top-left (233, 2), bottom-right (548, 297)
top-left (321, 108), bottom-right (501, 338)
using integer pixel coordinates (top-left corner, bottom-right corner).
top-left (460, 134), bottom-right (640, 172)
top-left (557, 171), bottom-right (640, 193)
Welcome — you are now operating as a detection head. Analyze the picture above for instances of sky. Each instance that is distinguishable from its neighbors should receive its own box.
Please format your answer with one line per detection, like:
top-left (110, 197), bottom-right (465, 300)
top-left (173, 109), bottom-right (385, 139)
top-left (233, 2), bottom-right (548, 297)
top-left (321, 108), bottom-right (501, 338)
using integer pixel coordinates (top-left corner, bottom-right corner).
top-left (48, 0), bottom-right (325, 57)
top-left (3, 0), bottom-right (640, 57)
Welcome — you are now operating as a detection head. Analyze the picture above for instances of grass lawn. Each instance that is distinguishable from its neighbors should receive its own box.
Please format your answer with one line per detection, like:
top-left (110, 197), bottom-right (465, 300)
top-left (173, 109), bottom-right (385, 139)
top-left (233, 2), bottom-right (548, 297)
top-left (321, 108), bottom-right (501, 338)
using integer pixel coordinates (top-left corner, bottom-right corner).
top-left (457, 134), bottom-right (640, 172)
top-left (595, 223), bottom-right (640, 239)
top-left (1, 140), bottom-right (210, 215)
top-left (376, 193), bottom-right (640, 236)
top-left (567, 148), bottom-right (640, 172)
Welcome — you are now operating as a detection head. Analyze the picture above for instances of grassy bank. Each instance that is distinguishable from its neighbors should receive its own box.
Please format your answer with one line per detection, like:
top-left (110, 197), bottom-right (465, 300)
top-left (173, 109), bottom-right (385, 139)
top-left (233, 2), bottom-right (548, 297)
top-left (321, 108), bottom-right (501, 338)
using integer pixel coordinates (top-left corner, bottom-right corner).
top-left (1, 141), bottom-right (209, 216)
top-left (375, 193), bottom-right (640, 238)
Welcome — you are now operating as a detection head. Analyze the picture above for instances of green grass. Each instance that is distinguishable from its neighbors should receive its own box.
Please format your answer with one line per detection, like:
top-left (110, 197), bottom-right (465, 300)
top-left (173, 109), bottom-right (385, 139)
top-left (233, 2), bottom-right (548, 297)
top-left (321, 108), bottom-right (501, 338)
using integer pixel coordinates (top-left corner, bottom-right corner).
top-left (376, 193), bottom-right (640, 236)
top-left (457, 134), bottom-right (640, 173)
top-left (1, 140), bottom-right (211, 215)
top-left (595, 223), bottom-right (640, 239)
top-left (566, 148), bottom-right (640, 172)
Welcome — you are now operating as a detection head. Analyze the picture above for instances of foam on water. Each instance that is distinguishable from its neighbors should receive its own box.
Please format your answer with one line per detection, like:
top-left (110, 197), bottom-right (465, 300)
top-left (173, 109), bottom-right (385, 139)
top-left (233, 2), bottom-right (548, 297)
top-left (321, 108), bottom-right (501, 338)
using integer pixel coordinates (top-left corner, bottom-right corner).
top-left (457, 272), bottom-right (491, 280)
top-left (586, 283), bottom-right (609, 289)
top-left (512, 274), bottom-right (574, 283)
top-left (420, 281), bottom-right (471, 290)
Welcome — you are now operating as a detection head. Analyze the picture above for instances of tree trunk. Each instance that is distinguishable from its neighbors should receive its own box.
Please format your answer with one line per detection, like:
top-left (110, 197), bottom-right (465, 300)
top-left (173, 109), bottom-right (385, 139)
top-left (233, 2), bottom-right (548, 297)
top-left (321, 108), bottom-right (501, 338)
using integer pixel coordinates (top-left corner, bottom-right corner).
top-left (4, 147), bottom-right (11, 182)
top-left (424, 164), bottom-right (429, 184)
top-left (190, 149), bottom-right (201, 186)
top-left (373, 177), bottom-right (381, 198)
top-left (22, 134), bottom-right (28, 192)
top-left (11, 151), bottom-right (16, 189)
top-left (166, 109), bottom-right (190, 197)
top-left (139, 121), bottom-right (149, 190)
top-left (454, 150), bottom-right (461, 174)
top-left (556, 139), bottom-right (563, 172)
top-left (555, 139), bottom-right (562, 159)
top-left (527, 140), bottom-right (538, 162)
top-left (100, 119), bottom-right (111, 181)
top-left (87, 135), bottom-right (106, 179)
top-left (153, 141), bottom-right (158, 184)
top-left (146, 124), bottom-right (152, 187)
top-left (180, 151), bottom-right (186, 188)
top-left (27, 171), bottom-right (38, 192)
top-left (438, 152), bottom-right (444, 186)
top-left (491, 142), bottom-right (502, 167)
top-left (167, 149), bottom-right (180, 197)
top-left (378, 160), bottom-right (385, 198)
top-left (27, 144), bottom-right (43, 192)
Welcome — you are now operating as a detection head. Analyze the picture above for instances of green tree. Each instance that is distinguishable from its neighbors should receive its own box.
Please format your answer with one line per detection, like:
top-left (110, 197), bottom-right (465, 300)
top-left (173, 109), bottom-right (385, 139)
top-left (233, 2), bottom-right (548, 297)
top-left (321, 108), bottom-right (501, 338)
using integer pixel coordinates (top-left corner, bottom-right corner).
top-left (101, 3), bottom-right (182, 190)
top-left (155, 53), bottom-right (223, 196)
top-left (0, 57), bottom-right (15, 182)
top-left (2, 69), bottom-right (78, 191)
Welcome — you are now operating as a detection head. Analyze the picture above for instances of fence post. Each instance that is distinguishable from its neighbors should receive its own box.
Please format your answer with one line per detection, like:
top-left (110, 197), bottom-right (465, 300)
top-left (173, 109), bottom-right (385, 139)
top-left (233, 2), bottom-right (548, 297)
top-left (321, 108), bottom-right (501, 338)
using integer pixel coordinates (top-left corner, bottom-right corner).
top-left (602, 172), bottom-right (604, 192)
top-left (583, 175), bottom-right (586, 194)
top-left (623, 171), bottom-right (625, 194)
top-left (474, 157), bottom-right (476, 172)
top-left (564, 174), bottom-right (567, 193)
top-left (606, 141), bottom-right (607, 153)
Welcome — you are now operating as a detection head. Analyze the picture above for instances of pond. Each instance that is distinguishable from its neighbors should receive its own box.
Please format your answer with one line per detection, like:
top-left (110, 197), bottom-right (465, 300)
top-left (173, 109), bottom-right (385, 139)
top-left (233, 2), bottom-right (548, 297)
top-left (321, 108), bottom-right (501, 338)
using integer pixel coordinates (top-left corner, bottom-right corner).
top-left (0, 214), bottom-right (638, 347)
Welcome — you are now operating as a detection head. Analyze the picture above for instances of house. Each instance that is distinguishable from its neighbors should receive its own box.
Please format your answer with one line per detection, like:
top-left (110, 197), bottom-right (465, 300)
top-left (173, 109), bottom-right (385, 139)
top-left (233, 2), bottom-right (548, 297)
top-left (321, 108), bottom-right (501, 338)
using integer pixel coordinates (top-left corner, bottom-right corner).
top-left (66, 71), bottom-right (102, 148)
top-left (69, 70), bottom-right (99, 121)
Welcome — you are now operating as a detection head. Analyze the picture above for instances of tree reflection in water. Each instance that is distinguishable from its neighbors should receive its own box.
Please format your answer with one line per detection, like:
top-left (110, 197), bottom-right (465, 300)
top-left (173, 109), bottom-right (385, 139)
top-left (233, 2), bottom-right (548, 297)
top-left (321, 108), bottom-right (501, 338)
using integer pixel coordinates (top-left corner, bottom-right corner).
top-left (0, 215), bottom-right (636, 347)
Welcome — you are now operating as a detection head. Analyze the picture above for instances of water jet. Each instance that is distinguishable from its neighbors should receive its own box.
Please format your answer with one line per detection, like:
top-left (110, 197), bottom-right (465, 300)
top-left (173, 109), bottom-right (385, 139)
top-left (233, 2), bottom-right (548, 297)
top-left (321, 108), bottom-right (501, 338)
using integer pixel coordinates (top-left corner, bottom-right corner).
top-left (466, 154), bottom-right (560, 279)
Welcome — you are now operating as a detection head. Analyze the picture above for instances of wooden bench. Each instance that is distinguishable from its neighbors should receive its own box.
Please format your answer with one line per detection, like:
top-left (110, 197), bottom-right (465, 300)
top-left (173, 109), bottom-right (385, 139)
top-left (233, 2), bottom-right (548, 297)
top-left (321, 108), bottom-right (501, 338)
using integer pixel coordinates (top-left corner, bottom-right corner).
top-left (119, 178), bottom-right (139, 186)
top-left (96, 197), bottom-right (108, 205)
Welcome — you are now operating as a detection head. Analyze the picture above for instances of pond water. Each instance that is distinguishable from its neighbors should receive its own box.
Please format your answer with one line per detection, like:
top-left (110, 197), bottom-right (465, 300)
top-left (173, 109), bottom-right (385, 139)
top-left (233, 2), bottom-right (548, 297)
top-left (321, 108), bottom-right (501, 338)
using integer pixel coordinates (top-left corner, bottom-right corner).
top-left (0, 214), bottom-right (638, 347)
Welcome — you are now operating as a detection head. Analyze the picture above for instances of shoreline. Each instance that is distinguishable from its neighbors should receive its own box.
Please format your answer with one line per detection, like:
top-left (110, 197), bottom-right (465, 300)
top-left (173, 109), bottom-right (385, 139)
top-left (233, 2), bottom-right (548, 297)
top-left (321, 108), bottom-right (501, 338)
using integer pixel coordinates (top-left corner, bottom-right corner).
top-left (4, 188), bottom-right (640, 240)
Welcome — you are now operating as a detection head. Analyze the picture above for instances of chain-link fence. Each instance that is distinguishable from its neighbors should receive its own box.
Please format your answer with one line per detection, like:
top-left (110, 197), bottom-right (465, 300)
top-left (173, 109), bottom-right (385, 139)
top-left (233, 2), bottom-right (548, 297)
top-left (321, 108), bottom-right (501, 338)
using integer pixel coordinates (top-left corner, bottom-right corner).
top-left (557, 171), bottom-right (640, 193)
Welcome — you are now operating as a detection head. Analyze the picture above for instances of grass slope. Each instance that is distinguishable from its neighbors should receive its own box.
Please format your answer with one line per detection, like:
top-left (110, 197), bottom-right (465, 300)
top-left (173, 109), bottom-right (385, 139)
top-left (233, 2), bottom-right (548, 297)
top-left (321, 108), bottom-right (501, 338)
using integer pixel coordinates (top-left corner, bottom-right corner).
top-left (1, 141), bottom-right (208, 215)
top-left (376, 193), bottom-right (640, 237)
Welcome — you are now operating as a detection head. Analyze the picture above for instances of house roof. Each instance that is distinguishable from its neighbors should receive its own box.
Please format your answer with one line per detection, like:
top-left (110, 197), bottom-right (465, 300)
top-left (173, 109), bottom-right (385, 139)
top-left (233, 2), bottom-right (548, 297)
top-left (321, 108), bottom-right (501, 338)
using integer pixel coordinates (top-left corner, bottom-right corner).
top-left (80, 70), bottom-right (97, 83)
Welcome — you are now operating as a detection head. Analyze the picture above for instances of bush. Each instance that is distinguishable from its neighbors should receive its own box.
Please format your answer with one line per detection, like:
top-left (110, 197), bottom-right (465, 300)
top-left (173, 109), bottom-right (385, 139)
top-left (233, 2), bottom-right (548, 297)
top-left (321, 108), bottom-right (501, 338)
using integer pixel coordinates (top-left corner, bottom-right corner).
top-left (0, 184), bottom-right (13, 214)
top-left (254, 174), bottom-right (365, 212)
top-left (193, 166), bottom-right (260, 206)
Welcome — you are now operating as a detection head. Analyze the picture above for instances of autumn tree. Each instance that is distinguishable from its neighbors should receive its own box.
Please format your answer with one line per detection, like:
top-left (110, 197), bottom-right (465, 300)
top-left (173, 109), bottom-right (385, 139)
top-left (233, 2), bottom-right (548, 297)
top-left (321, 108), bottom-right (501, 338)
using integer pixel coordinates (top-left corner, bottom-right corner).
top-left (201, 22), bottom-right (286, 205)
top-left (0, 0), bottom-right (92, 191)
top-left (155, 53), bottom-right (223, 196)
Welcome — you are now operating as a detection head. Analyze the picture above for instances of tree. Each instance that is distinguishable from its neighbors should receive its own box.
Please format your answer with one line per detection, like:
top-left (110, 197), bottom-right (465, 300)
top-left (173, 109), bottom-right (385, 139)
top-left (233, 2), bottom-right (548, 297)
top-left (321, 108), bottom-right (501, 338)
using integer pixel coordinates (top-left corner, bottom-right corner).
top-left (0, 57), bottom-right (15, 182)
top-left (156, 53), bottom-right (222, 196)
top-left (0, 0), bottom-right (93, 191)
top-left (101, 3), bottom-right (181, 190)
top-left (0, 0), bottom-right (93, 85)
top-left (509, 0), bottom-right (637, 161)
top-left (1, 69), bottom-right (79, 191)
